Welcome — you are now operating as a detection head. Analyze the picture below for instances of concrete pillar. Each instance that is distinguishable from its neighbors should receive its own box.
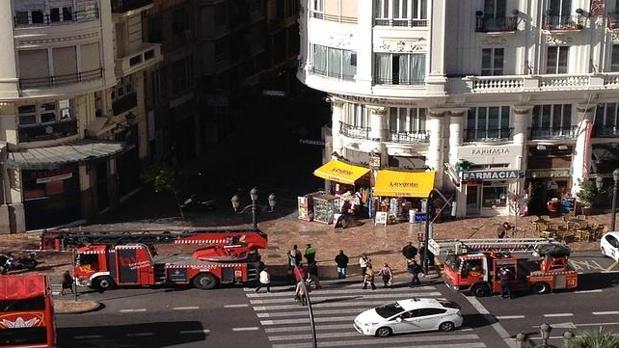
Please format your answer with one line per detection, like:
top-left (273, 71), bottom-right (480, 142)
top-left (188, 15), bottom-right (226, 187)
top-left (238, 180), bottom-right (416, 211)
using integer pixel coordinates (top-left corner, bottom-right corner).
top-left (0, 103), bottom-right (18, 150)
top-left (8, 168), bottom-right (25, 233)
top-left (99, 0), bottom-right (117, 89)
top-left (427, 109), bottom-right (445, 186)
top-left (135, 72), bottom-right (150, 159)
top-left (512, 106), bottom-right (531, 148)
top-left (447, 110), bottom-right (466, 165)
top-left (331, 98), bottom-right (345, 157)
top-left (367, 105), bottom-right (387, 143)
top-left (426, 0), bottom-right (447, 95)
top-left (356, 0), bottom-right (374, 90)
top-left (572, 104), bottom-right (596, 194)
top-left (79, 164), bottom-right (95, 220)
top-left (0, 1), bottom-right (18, 100)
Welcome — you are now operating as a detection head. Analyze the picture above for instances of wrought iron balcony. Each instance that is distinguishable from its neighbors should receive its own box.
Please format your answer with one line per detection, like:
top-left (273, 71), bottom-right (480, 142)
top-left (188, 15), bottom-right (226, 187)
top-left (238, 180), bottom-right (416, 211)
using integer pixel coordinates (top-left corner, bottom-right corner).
top-left (111, 0), bottom-right (153, 13)
top-left (112, 92), bottom-right (137, 116)
top-left (339, 121), bottom-right (370, 140)
top-left (373, 18), bottom-right (429, 27)
top-left (18, 119), bottom-right (78, 143)
top-left (311, 12), bottom-right (357, 24)
top-left (529, 126), bottom-right (578, 139)
top-left (543, 15), bottom-right (585, 31)
top-left (19, 68), bottom-right (103, 89)
top-left (374, 76), bottom-right (425, 86)
top-left (311, 68), bottom-right (355, 81)
top-left (13, 6), bottom-right (99, 27)
top-left (464, 128), bottom-right (513, 142)
top-left (388, 130), bottom-right (429, 144)
top-left (593, 126), bottom-right (619, 138)
top-left (475, 16), bottom-right (517, 32)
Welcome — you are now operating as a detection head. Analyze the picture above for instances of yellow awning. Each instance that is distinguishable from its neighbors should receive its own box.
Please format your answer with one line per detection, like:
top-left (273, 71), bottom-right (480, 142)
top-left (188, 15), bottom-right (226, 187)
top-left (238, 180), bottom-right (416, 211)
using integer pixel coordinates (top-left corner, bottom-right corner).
top-left (313, 160), bottom-right (370, 185)
top-left (374, 170), bottom-right (436, 198)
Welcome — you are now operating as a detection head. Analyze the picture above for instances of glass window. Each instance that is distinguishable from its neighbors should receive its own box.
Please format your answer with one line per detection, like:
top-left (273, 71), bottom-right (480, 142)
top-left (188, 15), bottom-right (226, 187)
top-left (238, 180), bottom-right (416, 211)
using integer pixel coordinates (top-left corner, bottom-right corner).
top-left (389, 107), bottom-right (427, 132)
top-left (481, 48), bottom-right (504, 75)
top-left (466, 106), bottom-right (510, 140)
top-left (482, 186), bottom-right (507, 207)
top-left (374, 53), bottom-right (426, 85)
top-left (546, 46), bottom-right (569, 74)
top-left (312, 44), bottom-right (356, 81)
top-left (612, 45), bottom-right (619, 72)
top-left (417, 308), bottom-right (448, 316)
top-left (375, 302), bottom-right (404, 318)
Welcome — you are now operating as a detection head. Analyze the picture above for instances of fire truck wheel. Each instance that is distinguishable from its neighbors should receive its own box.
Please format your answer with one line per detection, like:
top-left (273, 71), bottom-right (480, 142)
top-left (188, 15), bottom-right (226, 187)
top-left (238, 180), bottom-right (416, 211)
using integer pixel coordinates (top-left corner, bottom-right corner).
top-left (439, 321), bottom-right (455, 332)
top-left (531, 282), bottom-right (550, 294)
top-left (375, 327), bottom-right (392, 337)
top-left (471, 284), bottom-right (490, 297)
top-left (93, 276), bottom-right (115, 291)
top-left (193, 273), bottom-right (218, 290)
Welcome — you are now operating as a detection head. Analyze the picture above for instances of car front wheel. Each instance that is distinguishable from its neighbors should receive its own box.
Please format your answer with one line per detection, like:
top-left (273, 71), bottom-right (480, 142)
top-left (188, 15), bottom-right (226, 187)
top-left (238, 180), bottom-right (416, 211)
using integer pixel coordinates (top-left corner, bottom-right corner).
top-left (439, 321), bottom-right (455, 332)
top-left (375, 327), bottom-right (392, 337)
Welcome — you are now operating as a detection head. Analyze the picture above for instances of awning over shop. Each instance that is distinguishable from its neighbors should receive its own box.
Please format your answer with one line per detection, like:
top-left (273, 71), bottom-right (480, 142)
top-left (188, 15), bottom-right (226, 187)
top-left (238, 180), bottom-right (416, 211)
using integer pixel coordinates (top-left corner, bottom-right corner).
top-left (7, 140), bottom-right (125, 169)
top-left (374, 170), bottom-right (436, 198)
top-left (313, 160), bottom-right (370, 185)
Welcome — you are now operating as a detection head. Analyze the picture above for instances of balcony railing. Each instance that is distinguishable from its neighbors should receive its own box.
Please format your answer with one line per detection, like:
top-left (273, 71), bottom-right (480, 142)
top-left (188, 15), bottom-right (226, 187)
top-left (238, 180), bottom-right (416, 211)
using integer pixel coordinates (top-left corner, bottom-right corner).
top-left (529, 126), bottom-right (578, 139)
top-left (14, 6), bottom-right (99, 27)
top-left (543, 15), bottom-right (585, 31)
top-left (340, 121), bottom-right (370, 140)
top-left (311, 68), bottom-right (355, 81)
top-left (311, 12), bottom-right (357, 24)
top-left (464, 128), bottom-right (513, 142)
top-left (373, 18), bottom-right (429, 27)
top-left (374, 76), bottom-right (425, 86)
top-left (111, 0), bottom-right (153, 13)
top-left (475, 16), bottom-right (517, 32)
top-left (112, 92), bottom-right (137, 116)
top-left (388, 130), bottom-right (429, 144)
top-left (19, 68), bottom-right (103, 89)
top-left (593, 126), bottom-right (619, 138)
top-left (18, 119), bottom-right (78, 143)
top-left (459, 73), bottom-right (619, 94)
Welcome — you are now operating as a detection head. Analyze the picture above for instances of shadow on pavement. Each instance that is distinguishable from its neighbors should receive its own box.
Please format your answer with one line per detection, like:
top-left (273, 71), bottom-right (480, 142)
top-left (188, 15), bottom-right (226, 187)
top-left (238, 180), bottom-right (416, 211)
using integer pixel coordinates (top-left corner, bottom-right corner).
top-left (462, 313), bottom-right (494, 329)
top-left (576, 272), bottom-right (619, 290)
top-left (57, 321), bottom-right (208, 348)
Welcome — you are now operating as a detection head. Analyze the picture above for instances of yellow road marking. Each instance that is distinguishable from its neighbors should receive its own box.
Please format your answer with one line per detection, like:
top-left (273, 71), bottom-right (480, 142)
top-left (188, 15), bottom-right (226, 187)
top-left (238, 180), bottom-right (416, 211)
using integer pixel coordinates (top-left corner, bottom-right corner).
top-left (604, 260), bottom-right (619, 272)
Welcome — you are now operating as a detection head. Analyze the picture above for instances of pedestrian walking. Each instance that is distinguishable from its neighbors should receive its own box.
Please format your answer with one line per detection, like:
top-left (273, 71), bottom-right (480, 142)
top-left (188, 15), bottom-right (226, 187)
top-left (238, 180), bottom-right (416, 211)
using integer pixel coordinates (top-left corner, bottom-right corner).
top-left (499, 267), bottom-right (512, 299)
top-left (418, 243), bottom-right (435, 274)
top-left (255, 267), bottom-right (271, 293)
top-left (306, 262), bottom-right (322, 289)
top-left (288, 245), bottom-right (302, 283)
top-left (363, 264), bottom-right (376, 290)
top-left (402, 241), bottom-right (418, 261)
top-left (334, 250), bottom-right (349, 279)
top-left (377, 263), bottom-right (393, 288)
top-left (60, 270), bottom-right (74, 296)
top-left (407, 259), bottom-right (422, 287)
top-left (359, 254), bottom-right (370, 277)
top-left (304, 244), bottom-right (317, 264)
top-left (496, 222), bottom-right (513, 239)
top-left (295, 280), bottom-right (308, 306)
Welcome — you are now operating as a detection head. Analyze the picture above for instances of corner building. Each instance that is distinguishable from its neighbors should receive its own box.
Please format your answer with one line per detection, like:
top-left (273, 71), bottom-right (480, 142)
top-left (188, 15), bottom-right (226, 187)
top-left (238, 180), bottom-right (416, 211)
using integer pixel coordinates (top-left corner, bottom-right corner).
top-left (299, 0), bottom-right (619, 217)
top-left (0, 0), bottom-right (160, 232)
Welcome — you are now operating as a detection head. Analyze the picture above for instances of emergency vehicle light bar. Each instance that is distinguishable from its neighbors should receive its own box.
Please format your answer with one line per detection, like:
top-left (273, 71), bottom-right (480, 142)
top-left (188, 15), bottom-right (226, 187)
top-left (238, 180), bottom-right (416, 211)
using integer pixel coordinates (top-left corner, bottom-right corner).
top-left (428, 238), bottom-right (563, 256)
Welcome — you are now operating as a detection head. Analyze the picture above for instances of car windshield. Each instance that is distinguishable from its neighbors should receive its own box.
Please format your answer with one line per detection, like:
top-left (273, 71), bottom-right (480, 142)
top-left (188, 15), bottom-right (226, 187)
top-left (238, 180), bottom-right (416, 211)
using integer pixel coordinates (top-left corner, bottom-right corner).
top-left (438, 300), bottom-right (461, 309)
top-left (375, 302), bottom-right (404, 318)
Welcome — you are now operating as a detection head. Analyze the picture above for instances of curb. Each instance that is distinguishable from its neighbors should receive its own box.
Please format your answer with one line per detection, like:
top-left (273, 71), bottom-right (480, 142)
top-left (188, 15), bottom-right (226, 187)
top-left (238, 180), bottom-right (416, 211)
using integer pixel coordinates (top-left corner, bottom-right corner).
top-left (54, 300), bottom-right (102, 314)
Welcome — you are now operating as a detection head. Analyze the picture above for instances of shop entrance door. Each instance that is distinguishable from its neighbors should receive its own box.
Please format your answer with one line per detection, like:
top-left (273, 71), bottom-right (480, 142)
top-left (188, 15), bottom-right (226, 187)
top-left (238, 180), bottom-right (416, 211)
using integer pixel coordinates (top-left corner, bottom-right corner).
top-left (467, 185), bottom-right (481, 215)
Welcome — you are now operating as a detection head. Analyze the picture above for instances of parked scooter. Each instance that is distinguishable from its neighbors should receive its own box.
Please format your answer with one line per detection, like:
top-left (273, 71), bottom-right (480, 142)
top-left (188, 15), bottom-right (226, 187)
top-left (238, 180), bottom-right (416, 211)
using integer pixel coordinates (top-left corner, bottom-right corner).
top-left (0, 252), bottom-right (38, 274)
top-left (180, 194), bottom-right (216, 211)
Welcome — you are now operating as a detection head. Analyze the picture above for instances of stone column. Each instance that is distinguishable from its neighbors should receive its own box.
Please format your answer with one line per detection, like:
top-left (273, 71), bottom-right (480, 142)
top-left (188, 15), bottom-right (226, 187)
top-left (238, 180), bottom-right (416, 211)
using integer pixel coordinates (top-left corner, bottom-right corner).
top-left (426, 0), bottom-right (447, 95)
top-left (0, 1), bottom-right (18, 100)
top-left (447, 110), bottom-right (466, 165)
top-left (79, 164), bottom-right (95, 220)
top-left (572, 104), bottom-right (596, 193)
top-left (367, 106), bottom-right (388, 163)
top-left (427, 109), bottom-right (445, 186)
top-left (331, 98), bottom-right (345, 157)
top-left (8, 168), bottom-right (25, 232)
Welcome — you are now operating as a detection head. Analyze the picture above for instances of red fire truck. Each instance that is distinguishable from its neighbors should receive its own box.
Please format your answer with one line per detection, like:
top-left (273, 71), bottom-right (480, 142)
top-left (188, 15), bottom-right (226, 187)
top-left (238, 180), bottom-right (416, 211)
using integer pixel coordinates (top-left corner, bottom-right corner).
top-left (429, 238), bottom-right (578, 297)
top-left (41, 228), bottom-right (268, 291)
top-left (0, 274), bottom-right (55, 348)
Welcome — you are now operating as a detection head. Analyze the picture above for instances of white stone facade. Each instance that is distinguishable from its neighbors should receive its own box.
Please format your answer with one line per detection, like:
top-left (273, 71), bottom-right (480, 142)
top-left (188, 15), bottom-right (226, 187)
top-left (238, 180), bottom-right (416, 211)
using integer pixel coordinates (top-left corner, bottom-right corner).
top-left (299, 0), bottom-right (619, 217)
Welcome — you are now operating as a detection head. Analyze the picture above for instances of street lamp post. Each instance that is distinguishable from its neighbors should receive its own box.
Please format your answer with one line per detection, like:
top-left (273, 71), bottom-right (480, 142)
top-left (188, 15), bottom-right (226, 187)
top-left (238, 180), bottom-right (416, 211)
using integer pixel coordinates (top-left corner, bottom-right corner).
top-left (231, 188), bottom-right (277, 229)
top-left (539, 322), bottom-right (552, 348)
top-left (612, 168), bottom-right (619, 231)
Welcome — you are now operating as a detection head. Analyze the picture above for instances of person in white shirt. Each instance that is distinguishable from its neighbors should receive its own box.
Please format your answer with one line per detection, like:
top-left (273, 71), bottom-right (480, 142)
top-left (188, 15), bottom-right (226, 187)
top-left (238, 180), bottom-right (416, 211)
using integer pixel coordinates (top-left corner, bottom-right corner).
top-left (255, 268), bottom-right (271, 293)
top-left (359, 254), bottom-right (370, 277)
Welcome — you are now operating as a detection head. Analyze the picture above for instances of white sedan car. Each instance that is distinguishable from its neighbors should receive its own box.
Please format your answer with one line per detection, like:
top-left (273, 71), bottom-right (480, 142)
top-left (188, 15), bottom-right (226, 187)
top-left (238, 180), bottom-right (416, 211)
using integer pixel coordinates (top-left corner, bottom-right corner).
top-left (601, 231), bottom-right (619, 262)
top-left (353, 298), bottom-right (463, 337)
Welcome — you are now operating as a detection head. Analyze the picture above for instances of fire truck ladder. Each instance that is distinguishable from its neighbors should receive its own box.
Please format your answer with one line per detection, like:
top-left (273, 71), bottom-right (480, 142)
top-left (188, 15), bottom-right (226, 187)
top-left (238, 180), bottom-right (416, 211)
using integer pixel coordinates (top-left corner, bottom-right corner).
top-left (41, 227), bottom-right (265, 250)
top-left (428, 238), bottom-right (564, 256)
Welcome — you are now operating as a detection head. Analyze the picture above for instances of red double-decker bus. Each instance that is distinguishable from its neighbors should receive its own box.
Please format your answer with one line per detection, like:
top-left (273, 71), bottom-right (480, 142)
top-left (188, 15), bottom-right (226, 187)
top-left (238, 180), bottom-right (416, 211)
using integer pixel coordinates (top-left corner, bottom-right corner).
top-left (0, 274), bottom-right (55, 347)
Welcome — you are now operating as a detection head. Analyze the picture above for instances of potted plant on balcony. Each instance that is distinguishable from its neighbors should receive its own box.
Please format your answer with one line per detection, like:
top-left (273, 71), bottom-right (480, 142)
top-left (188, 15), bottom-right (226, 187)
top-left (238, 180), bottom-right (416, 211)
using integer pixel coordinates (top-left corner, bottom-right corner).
top-left (576, 179), bottom-right (601, 216)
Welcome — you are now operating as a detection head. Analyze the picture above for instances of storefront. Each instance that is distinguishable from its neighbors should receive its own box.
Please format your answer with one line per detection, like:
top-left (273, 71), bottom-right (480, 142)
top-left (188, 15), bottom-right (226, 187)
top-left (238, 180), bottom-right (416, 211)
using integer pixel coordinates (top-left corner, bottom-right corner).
top-left (460, 170), bottom-right (524, 216)
top-left (313, 159), bottom-right (370, 194)
top-left (373, 169), bottom-right (436, 222)
top-left (453, 144), bottom-right (524, 217)
top-left (526, 145), bottom-right (573, 214)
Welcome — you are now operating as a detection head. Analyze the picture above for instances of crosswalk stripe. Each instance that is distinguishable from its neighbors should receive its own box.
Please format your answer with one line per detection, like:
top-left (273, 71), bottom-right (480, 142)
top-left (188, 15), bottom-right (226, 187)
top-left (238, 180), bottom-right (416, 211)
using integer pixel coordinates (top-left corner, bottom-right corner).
top-left (244, 280), bottom-right (420, 291)
top-left (261, 316), bottom-right (354, 325)
top-left (385, 343), bottom-right (486, 348)
top-left (250, 292), bottom-right (443, 304)
top-left (254, 299), bottom-right (448, 311)
top-left (248, 286), bottom-right (437, 298)
top-left (264, 324), bottom-right (354, 333)
top-left (271, 333), bottom-right (481, 348)
top-left (268, 330), bottom-right (476, 342)
top-left (258, 307), bottom-right (379, 318)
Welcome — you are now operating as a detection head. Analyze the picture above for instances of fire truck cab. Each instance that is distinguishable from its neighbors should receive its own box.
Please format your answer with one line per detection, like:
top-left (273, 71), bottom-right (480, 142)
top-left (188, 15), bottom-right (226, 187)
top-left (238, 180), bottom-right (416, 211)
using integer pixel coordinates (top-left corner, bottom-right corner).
top-left (431, 238), bottom-right (578, 297)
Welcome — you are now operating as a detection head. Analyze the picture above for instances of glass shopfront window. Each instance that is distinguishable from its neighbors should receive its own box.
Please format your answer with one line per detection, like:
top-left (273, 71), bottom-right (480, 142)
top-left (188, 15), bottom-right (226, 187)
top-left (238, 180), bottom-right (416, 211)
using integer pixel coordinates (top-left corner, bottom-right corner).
top-left (482, 185), bottom-right (507, 208)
